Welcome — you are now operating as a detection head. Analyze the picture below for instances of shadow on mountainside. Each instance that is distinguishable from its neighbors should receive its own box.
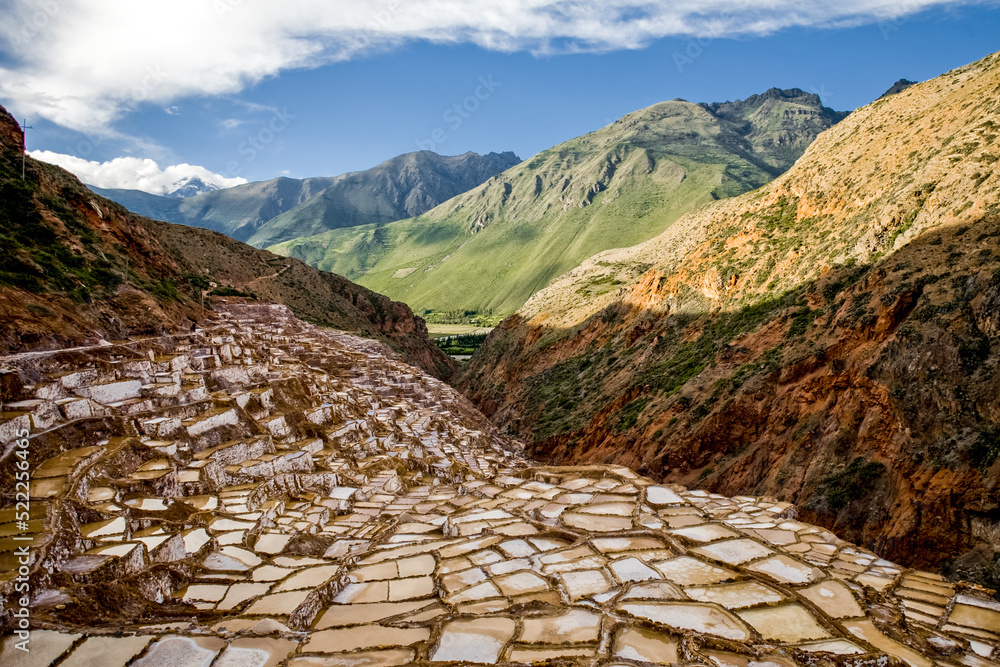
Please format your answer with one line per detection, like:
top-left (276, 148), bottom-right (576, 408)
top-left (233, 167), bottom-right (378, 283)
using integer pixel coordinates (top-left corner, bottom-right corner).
top-left (461, 217), bottom-right (1000, 585)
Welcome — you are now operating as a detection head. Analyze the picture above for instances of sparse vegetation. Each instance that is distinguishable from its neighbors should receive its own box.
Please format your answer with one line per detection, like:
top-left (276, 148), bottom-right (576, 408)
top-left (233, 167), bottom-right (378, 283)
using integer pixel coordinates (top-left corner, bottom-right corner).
top-left (821, 457), bottom-right (886, 509)
top-left (209, 285), bottom-right (256, 298)
top-left (616, 397), bottom-right (649, 432)
top-left (968, 426), bottom-right (1000, 470)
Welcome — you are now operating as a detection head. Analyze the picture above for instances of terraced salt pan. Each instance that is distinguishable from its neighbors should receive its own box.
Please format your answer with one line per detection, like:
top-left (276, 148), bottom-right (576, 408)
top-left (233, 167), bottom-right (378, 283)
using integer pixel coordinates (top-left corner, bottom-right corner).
top-left (737, 603), bottom-right (832, 642)
top-left (495, 570), bottom-right (548, 595)
top-left (561, 511), bottom-right (633, 532)
top-left (58, 635), bottom-right (152, 667)
top-left (620, 602), bottom-right (750, 640)
top-left (748, 554), bottom-right (823, 584)
top-left (646, 485), bottom-right (685, 506)
top-left (705, 650), bottom-right (796, 667)
top-left (4, 304), bottom-right (1000, 667)
top-left (559, 569), bottom-right (614, 600)
top-left (133, 636), bottom-right (226, 667)
top-left (303, 624), bottom-right (429, 653)
top-left (431, 617), bottom-right (516, 663)
top-left (274, 564), bottom-right (341, 591)
top-left (654, 556), bottom-right (738, 585)
top-left (798, 579), bottom-right (864, 618)
top-left (693, 538), bottom-right (774, 565)
top-left (671, 523), bottom-right (740, 543)
top-left (613, 626), bottom-right (679, 663)
top-left (793, 639), bottom-right (866, 655)
top-left (315, 600), bottom-right (433, 629)
top-left (519, 608), bottom-right (602, 644)
top-left (845, 620), bottom-right (934, 667)
top-left (609, 556), bottom-right (661, 582)
top-left (685, 581), bottom-right (786, 609)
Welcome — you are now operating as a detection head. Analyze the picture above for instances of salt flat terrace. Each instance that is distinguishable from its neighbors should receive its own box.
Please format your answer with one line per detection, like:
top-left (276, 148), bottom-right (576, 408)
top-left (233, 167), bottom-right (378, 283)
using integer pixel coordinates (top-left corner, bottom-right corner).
top-left (0, 304), bottom-right (997, 667)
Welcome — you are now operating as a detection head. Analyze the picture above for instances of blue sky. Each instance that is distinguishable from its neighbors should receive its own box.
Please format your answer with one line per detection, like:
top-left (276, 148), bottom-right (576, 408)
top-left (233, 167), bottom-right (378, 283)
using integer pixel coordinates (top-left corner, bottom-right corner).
top-left (2, 0), bottom-right (998, 192)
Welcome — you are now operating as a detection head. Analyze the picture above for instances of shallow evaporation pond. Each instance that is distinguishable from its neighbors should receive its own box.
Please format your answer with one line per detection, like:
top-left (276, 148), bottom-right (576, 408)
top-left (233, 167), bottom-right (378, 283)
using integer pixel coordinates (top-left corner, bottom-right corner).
top-left (670, 523), bottom-right (739, 543)
top-left (653, 556), bottom-right (738, 585)
top-left (561, 512), bottom-right (634, 532)
top-left (685, 581), bottom-right (786, 609)
top-left (747, 554), bottom-right (823, 585)
top-left (737, 603), bottom-right (832, 642)
top-left (518, 608), bottom-right (603, 644)
top-left (693, 539), bottom-right (774, 565)
top-left (431, 618), bottom-right (516, 663)
top-left (619, 602), bottom-right (750, 641)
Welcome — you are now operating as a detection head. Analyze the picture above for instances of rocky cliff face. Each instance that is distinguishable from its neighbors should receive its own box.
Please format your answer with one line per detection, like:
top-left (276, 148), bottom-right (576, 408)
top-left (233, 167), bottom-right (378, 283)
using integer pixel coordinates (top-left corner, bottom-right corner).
top-left (459, 52), bottom-right (1000, 581)
top-left (0, 104), bottom-right (455, 380)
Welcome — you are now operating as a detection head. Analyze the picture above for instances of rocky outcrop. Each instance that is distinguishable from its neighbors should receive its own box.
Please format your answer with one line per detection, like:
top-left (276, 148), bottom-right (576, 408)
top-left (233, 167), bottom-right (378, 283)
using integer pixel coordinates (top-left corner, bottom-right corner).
top-left (459, 51), bottom-right (1000, 580)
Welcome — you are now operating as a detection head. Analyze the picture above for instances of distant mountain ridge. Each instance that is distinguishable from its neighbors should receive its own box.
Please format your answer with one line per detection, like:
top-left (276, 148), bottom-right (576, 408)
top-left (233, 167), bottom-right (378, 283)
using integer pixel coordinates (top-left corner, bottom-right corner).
top-left (247, 150), bottom-right (521, 248)
top-left (270, 88), bottom-right (846, 319)
top-left (88, 150), bottom-right (520, 246)
top-left (87, 176), bottom-right (341, 241)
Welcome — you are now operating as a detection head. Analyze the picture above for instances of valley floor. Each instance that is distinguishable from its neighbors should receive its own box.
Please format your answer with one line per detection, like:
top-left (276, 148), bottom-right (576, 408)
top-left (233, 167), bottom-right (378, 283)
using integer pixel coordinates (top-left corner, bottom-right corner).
top-left (0, 305), bottom-right (997, 666)
top-left (426, 324), bottom-right (494, 339)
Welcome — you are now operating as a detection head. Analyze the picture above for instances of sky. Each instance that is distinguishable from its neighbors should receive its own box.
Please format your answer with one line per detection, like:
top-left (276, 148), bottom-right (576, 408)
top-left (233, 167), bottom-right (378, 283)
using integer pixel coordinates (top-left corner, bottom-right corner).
top-left (1, 0), bottom-right (998, 194)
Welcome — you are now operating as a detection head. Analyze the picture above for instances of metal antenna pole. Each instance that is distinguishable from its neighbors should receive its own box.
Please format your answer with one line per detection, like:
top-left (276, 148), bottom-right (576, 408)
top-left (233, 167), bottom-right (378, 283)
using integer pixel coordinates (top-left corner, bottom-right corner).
top-left (20, 119), bottom-right (33, 180)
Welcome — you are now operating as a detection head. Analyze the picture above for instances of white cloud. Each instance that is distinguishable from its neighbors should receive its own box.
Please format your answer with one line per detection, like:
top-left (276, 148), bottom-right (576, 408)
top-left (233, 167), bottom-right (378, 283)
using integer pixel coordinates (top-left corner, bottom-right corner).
top-left (29, 150), bottom-right (247, 195)
top-left (164, 105), bottom-right (181, 115)
top-left (220, 118), bottom-right (247, 130)
top-left (0, 0), bottom-right (983, 132)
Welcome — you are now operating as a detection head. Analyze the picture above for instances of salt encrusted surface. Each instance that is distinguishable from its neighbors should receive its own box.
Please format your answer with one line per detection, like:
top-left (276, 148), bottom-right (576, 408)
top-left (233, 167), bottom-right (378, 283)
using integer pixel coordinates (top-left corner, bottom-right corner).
top-left (0, 305), bottom-right (997, 666)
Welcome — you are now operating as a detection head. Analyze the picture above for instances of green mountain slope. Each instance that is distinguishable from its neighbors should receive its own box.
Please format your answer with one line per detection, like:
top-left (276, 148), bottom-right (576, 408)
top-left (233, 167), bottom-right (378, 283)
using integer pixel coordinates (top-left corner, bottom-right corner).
top-left (89, 176), bottom-right (341, 242)
top-left (270, 89), bottom-right (846, 320)
top-left (247, 151), bottom-right (520, 248)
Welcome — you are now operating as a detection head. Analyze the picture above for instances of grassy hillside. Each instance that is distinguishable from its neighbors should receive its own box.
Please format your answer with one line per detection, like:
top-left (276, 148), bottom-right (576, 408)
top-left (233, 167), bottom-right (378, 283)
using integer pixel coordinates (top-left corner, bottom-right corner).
top-left (271, 90), bottom-right (845, 320)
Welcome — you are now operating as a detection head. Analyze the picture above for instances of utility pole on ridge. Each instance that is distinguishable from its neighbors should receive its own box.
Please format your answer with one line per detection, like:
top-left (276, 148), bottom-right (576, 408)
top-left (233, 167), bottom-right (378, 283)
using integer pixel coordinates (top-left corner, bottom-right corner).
top-left (19, 119), bottom-right (32, 180)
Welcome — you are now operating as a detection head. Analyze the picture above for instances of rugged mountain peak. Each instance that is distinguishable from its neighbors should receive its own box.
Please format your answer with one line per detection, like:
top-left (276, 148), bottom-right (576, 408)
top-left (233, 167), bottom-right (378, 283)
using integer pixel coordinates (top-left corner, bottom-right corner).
top-left (165, 176), bottom-right (220, 198)
top-left (703, 86), bottom-right (823, 112)
top-left (880, 78), bottom-right (919, 98)
top-left (484, 150), bottom-right (521, 165)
